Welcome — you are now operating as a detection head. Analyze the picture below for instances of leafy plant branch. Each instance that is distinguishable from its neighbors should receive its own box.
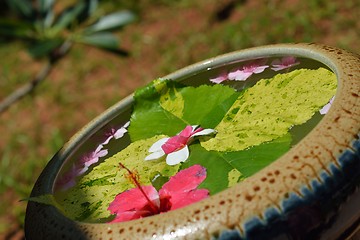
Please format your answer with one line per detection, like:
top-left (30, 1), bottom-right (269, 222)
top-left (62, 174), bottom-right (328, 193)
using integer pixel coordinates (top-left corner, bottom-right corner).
top-left (0, 0), bottom-right (136, 115)
top-left (0, 40), bottom-right (72, 114)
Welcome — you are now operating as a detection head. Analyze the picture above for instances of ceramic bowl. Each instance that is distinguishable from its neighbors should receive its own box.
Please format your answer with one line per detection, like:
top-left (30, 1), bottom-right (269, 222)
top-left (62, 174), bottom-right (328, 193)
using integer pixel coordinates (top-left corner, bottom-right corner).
top-left (25, 43), bottom-right (360, 239)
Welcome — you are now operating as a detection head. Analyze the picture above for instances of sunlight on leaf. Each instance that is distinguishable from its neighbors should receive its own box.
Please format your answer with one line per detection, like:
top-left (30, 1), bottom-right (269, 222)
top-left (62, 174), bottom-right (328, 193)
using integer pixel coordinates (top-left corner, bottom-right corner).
top-left (228, 169), bottom-right (242, 187)
top-left (129, 82), bottom-right (239, 141)
top-left (77, 32), bottom-right (119, 50)
top-left (160, 87), bottom-right (184, 119)
top-left (84, 10), bottom-right (136, 33)
top-left (201, 68), bottom-right (337, 152)
top-left (52, 2), bottom-right (86, 34)
top-left (181, 134), bottom-right (291, 194)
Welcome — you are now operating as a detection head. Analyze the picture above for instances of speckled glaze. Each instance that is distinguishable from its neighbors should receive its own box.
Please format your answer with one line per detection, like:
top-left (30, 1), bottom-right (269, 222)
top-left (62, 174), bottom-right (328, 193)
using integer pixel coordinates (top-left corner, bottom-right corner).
top-left (25, 43), bottom-right (360, 240)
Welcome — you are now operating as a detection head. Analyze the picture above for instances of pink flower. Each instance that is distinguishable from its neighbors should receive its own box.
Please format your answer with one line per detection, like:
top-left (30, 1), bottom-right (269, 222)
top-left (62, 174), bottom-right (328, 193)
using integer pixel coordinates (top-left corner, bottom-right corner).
top-left (79, 145), bottom-right (108, 168)
top-left (55, 137), bottom-right (112, 191)
top-left (270, 56), bottom-right (300, 71)
top-left (102, 121), bottom-right (130, 145)
top-left (210, 72), bottom-right (228, 84)
top-left (319, 96), bottom-right (335, 115)
top-left (55, 164), bottom-right (86, 191)
top-left (108, 165), bottom-right (208, 223)
top-left (228, 60), bottom-right (269, 81)
top-left (145, 125), bottom-right (216, 165)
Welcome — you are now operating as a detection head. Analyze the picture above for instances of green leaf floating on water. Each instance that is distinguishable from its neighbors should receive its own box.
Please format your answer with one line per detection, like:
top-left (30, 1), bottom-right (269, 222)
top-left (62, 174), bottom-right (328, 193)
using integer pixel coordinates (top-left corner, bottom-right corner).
top-left (56, 135), bottom-right (179, 222)
top-left (201, 68), bottom-right (337, 151)
top-left (181, 133), bottom-right (291, 194)
top-left (129, 80), bottom-right (240, 141)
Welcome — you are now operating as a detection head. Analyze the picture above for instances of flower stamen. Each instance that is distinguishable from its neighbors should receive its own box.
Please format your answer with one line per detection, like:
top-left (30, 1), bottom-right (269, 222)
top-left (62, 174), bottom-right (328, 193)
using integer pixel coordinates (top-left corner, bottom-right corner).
top-left (119, 163), bottom-right (160, 214)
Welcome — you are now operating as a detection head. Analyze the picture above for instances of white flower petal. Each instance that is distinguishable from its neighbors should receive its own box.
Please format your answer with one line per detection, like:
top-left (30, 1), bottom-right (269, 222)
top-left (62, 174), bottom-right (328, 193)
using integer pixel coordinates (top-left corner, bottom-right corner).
top-left (97, 149), bottom-right (108, 158)
top-left (235, 71), bottom-right (253, 81)
top-left (192, 128), bottom-right (216, 137)
top-left (228, 70), bottom-right (241, 80)
top-left (123, 121), bottom-right (130, 128)
top-left (102, 136), bottom-right (113, 145)
top-left (148, 137), bottom-right (169, 152)
top-left (114, 128), bottom-right (127, 139)
top-left (191, 125), bottom-right (200, 131)
top-left (253, 65), bottom-right (269, 73)
top-left (95, 144), bottom-right (104, 152)
top-left (166, 146), bottom-right (189, 165)
top-left (145, 150), bottom-right (165, 161)
top-left (77, 165), bottom-right (89, 176)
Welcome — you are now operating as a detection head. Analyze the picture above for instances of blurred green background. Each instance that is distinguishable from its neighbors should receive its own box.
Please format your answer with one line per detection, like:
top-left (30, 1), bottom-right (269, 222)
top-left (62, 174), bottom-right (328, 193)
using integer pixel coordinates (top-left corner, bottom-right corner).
top-left (0, 0), bottom-right (359, 239)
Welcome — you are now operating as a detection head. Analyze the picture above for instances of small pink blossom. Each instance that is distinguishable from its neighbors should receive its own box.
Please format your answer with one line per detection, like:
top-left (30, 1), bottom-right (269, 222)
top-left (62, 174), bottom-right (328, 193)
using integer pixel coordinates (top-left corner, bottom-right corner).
top-left (55, 164), bottom-right (86, 191)
top-left (55, 123), bottom-right (124, 192)
top-left (102, 121), bottom-right (130, 145)
top-left (210, 72), bottom-right (228, 84)
top-left (108, 165), bottom-right (208, 223)
top-left (79, 145), bottom-right (108, 168)
top-left (145, 125), bottom-right (216, 165)
top-left (228, 60), bottom-right (269, 81)
top-left (319, 96), bottom-right (335, 115)
top-left (271, 56), bottom-right (300, 71)
top-left (56, 145), bottom-right (108, 191)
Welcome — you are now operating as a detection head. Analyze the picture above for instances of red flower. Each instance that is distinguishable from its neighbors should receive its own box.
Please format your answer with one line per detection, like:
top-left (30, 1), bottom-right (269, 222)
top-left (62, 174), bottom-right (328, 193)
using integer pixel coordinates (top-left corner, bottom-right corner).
top-left (108, 164), bottom-right (209, 223)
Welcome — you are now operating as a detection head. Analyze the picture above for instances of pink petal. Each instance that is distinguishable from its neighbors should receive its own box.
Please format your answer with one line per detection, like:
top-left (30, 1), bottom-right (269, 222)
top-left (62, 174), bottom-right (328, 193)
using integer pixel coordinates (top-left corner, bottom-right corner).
top-left (319, 103), bottom-right (331, 115)
top-left (56, 178), bottom-right (76, 191)
top-left (319, 96), bottom-right (335, 115)
top-left (162, 135), bottom-right (188, 154)
top-left (55, 164), bottom-right (84, 191)
top-left (102, 122), bottom-right (130, 145)
top-left (159, 165), bottom-right (207, 197)
top-left (80, 154), bottom-right (99, 167)
top-left (228, 70), bottom-right (242, 80)
top-left (270, 65), bottom-right (286, 71)
top-left (179, 125), bottom-right (195, 138)
top-left (235, 71), bottom-right (253, 81)
top-left (109, 210), bottom-right (145, 223)
top-left (165, 146), bottom-right (189, 165)
top-left (252, 65), bottom-right (269, 74)
top-left (79, 146), bottom-right (108, 168)
top-left (189, 125), bottom-right (204, 135)
top-left (76, 165), bottom-right (89, 175)
top-left (169, 189), bottom-right (209, 210)
top-left (113, 128), bottom-right (127, 139)
top-left (271, 56), bottom-right (299, 71)
top-left (95, 144), bottom-right (104, 153)
top-left (108, 185), bottom-right (159, 214)
top-left (210, 73), bottom-right (228, 84)
top-left (96, 149), bottom-right (108, 158)
top-left (55, 173), bottom-right (76, 191)
top-left (102, 136), bottom-right (113, 145)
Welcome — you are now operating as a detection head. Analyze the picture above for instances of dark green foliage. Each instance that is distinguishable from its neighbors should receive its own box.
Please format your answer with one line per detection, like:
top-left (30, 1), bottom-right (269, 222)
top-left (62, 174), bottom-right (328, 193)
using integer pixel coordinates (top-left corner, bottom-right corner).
top-left (0, 0), bottom-right (136, 58)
